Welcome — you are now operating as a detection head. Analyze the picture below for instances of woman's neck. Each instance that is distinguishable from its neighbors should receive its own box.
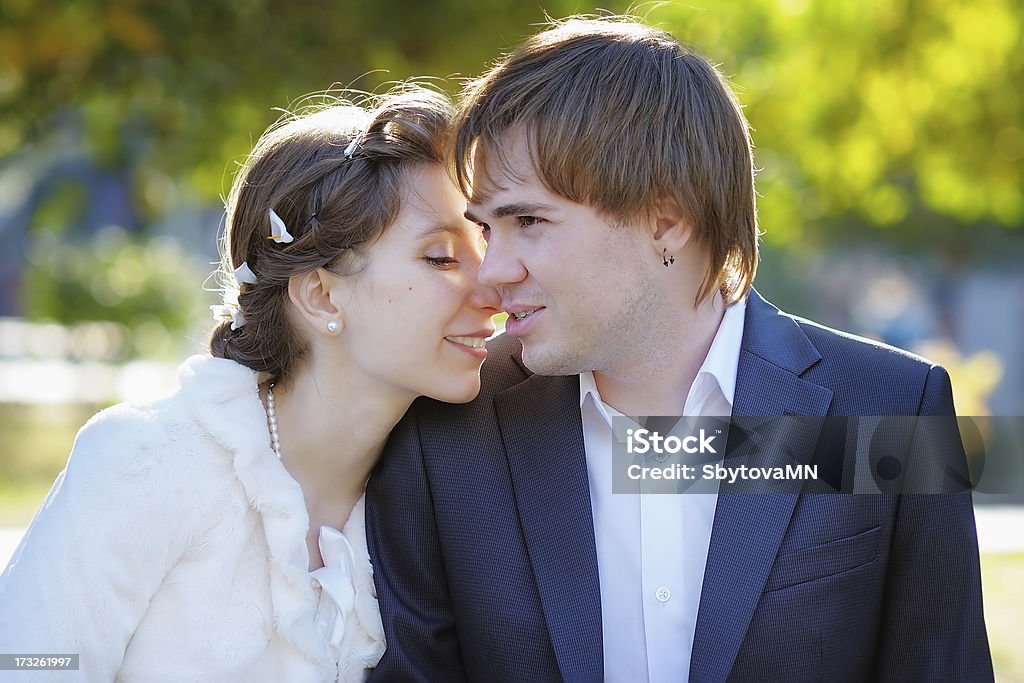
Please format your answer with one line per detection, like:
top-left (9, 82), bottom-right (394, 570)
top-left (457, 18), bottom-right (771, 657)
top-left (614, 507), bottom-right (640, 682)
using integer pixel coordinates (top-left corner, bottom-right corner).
top-left (261, 357), bottom-right (414, 529)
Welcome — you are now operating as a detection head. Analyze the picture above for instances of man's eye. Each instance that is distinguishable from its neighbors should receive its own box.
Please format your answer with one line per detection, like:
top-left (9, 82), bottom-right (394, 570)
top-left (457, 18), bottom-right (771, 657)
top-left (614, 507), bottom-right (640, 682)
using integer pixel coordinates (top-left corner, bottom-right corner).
top-left (517, 216), bottom-right (543, 229)
top-left (425, 256), bottom-right (458, 269)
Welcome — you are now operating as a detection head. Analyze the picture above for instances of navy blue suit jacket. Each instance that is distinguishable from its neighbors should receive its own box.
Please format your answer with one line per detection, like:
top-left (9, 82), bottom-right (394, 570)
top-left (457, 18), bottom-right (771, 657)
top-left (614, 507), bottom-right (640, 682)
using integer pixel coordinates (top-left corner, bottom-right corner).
top-left (366, 290), bottom-right (992, 682)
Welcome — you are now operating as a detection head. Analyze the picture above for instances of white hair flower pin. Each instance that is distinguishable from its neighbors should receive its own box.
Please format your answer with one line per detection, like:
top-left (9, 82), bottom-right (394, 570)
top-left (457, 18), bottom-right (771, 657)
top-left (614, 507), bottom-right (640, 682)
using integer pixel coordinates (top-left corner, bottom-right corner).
top-left (210, 303), bottom-right (246, 330)
top-left (233, 261), bottom-right (257, 286)
top-left (267, 209), bottom-right (294, 243)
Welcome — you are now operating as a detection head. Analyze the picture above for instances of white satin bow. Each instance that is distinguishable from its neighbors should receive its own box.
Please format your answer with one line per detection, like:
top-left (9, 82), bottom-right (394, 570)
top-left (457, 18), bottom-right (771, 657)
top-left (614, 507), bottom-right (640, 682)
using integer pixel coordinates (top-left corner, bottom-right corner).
top-left (310, 526), bottom-right (358, 657)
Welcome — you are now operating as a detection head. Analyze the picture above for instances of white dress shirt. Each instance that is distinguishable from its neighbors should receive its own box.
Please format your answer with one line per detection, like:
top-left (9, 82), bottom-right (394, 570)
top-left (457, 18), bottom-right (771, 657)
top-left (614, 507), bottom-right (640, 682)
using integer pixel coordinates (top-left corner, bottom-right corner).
top-left (581, 295), bottom-right (746, 682)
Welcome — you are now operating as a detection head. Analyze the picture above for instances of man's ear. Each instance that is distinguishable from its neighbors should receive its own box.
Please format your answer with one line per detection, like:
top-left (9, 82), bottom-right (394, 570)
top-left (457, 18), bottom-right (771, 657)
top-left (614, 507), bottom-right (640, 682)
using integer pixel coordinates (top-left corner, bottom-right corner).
top-left (287, 267), bottom-right (345, 334)
top-left (650, 198), bottom-right (693, 254)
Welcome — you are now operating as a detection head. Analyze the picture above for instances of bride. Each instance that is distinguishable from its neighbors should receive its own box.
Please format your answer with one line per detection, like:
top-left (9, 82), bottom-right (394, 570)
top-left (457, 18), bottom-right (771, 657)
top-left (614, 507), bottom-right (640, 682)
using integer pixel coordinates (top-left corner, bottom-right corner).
top-left (0, 86), bottom-right (498, 681)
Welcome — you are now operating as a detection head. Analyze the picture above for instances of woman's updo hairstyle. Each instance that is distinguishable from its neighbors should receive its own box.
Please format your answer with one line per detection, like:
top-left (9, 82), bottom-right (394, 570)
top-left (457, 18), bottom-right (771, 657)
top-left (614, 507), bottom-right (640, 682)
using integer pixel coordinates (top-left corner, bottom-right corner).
top-left (210, 85), bottom-right (453, 383)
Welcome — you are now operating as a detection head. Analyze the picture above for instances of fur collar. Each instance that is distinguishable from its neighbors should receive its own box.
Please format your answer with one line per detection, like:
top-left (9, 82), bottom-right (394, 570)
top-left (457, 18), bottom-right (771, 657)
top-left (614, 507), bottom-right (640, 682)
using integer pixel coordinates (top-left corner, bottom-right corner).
top-left (175, 354), bottom-right (383, 675)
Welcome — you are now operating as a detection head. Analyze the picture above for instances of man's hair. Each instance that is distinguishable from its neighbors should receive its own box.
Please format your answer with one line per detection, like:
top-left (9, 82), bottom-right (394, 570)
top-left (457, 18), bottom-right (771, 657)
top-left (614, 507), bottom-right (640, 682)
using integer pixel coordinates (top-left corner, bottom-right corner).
top-left (453, 16), bottom-right (759, 305)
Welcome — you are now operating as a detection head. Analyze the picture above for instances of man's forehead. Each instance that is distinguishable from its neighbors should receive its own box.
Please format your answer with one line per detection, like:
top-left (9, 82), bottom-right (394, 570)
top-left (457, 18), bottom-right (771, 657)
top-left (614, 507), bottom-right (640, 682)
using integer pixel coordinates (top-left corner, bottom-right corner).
top-left (472, 128), bottom-right (533, 171)
top-left (468, 131), bottom-right (539, 205)
top-left (466, 175), bottom-right (563, 220)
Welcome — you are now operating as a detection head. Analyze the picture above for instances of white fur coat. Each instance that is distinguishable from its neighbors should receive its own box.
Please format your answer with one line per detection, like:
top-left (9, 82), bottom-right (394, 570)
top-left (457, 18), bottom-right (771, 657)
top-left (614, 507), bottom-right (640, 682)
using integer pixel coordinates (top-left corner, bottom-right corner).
top-left (0, 355), bottom-right (385, 682)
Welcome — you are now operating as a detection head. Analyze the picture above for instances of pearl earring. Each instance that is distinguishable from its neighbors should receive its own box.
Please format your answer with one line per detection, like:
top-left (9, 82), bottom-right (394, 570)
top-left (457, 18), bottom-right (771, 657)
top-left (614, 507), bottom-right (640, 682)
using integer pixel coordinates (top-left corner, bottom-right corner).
top-left (326, 320), bottom-right (339, 333)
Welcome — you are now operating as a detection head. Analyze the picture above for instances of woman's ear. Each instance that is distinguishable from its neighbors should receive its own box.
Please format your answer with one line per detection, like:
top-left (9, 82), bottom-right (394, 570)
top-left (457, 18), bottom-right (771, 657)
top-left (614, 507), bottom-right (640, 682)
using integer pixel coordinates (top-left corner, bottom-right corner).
top-left (287, 267), bottom-right (345, 334)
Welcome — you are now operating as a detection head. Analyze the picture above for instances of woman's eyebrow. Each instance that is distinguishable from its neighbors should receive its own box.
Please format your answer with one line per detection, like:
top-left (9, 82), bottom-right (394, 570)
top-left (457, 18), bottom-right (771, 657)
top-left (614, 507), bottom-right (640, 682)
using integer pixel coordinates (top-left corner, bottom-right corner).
top-left (417, 222), bottom-right (468, 237)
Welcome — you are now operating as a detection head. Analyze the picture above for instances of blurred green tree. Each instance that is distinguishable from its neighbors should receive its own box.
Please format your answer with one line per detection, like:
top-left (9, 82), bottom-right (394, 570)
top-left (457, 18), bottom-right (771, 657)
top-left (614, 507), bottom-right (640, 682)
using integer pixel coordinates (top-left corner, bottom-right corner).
top-left (0, 0), bottom-right (580, 215)
top-left (25, 225), bottom-right (206, 358)
top-left (1, 0), bottom-right (1020, 256)
top-left (649, 0), bottom-right (1022, 253)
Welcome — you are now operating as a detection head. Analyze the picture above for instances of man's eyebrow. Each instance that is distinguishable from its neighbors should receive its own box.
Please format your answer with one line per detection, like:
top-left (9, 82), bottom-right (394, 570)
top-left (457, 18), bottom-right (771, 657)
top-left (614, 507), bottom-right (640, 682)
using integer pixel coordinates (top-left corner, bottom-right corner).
top-left (465, 203), bottom-right (560, 222)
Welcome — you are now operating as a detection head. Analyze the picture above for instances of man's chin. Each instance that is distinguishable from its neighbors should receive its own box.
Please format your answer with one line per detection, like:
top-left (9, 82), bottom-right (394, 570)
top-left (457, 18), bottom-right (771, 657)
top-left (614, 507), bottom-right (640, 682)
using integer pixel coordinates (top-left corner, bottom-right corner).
top-left (520, 343), bottom-right (583, 377)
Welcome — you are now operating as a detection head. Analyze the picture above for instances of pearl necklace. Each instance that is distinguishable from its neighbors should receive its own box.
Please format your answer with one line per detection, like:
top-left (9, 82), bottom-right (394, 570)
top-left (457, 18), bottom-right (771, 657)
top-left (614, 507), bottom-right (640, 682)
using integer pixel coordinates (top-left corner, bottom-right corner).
top-left (263, 384), bottom-right (282, 459)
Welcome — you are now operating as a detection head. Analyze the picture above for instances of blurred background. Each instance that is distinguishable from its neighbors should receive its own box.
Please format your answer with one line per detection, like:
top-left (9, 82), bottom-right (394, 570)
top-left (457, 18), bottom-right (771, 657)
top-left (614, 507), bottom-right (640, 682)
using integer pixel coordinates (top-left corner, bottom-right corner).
top-left (0, 0), bottom-right (1021, 678)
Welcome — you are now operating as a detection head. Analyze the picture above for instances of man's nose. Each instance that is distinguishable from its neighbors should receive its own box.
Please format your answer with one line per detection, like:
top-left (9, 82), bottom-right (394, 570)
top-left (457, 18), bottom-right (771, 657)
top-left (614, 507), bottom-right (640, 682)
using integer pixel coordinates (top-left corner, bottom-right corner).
top-left (477, 234), bottom-right (527, 289)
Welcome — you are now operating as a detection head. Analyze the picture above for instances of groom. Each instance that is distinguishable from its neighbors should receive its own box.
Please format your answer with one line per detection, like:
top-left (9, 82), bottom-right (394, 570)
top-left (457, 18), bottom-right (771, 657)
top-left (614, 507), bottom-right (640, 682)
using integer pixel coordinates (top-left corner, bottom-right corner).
top-left (367, 16), bottom-right (992, 682)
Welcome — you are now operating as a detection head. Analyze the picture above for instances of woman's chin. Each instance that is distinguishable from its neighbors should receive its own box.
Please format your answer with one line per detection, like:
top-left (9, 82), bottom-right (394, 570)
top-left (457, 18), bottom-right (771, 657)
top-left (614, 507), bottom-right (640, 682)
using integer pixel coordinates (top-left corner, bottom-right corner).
top-left (425, 374), bottom-right (482, 405)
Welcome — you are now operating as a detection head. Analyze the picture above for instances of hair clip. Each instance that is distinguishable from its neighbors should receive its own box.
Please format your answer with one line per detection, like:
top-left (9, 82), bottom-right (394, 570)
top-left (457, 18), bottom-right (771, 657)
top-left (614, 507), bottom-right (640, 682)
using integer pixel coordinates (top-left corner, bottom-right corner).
top-left (211, 303), bottom-right (246, 330)
top-left (233, 261), bottom-right (257, 285)
top-left (344, 131), bottom-right (364, 160)
top-left (267, 209), bottom-right (294, 243)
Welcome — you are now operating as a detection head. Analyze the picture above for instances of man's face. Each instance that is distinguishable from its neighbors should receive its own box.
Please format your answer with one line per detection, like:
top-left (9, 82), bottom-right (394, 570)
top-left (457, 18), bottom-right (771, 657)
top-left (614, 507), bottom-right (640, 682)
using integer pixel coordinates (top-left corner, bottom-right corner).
top-left (466, 133), bottom-right (662, 376)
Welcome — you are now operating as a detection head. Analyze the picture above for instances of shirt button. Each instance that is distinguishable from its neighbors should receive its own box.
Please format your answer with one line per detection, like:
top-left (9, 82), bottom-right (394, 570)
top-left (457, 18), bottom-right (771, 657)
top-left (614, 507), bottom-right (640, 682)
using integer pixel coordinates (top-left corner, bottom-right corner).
top-left (655, 451), bottom-right (668, 463)
top-left (656, 586), bottom-right (671, 603)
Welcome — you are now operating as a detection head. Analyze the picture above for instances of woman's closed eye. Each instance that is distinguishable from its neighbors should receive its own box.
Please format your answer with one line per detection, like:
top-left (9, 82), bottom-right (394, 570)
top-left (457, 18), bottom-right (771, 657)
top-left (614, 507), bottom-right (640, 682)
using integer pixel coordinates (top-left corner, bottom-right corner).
top-left (425, 256), bottom-right (459, 269)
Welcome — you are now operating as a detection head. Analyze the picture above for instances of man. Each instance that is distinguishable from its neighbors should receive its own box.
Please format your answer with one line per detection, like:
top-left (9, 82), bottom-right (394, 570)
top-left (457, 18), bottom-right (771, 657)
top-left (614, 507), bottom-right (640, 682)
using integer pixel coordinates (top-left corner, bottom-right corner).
top-left (367, 16), bottom-right (992, 682)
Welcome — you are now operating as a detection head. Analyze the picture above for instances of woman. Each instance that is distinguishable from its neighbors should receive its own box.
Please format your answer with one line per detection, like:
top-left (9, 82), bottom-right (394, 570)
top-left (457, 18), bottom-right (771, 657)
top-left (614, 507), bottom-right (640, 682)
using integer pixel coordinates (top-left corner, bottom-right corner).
top-left (0, 87), bottom-right (498, 681)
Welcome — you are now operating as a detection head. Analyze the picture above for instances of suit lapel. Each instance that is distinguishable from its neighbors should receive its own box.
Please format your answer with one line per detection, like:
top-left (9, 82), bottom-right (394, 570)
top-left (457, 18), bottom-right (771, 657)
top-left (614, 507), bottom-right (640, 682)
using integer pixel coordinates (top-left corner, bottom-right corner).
top-left (689, 291), bottom-right (834, 683)
top-left (496, 372), bottom-right (604, 683)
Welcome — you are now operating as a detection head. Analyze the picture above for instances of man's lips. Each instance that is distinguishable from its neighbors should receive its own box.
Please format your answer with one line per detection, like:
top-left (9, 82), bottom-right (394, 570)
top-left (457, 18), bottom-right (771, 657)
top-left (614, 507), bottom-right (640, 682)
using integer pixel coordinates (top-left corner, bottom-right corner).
top-left (503, 306), bottom-right (545, 336)
top-left (504, 305), bottom-right (545, 319)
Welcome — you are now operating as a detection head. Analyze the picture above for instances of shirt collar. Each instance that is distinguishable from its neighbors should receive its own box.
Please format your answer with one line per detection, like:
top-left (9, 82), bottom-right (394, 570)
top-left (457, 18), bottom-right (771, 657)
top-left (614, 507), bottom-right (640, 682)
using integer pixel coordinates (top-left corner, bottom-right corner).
top-left (578, 294), bottom-right (747, 415)
top-left (697, 293), bottom-right (746, 409)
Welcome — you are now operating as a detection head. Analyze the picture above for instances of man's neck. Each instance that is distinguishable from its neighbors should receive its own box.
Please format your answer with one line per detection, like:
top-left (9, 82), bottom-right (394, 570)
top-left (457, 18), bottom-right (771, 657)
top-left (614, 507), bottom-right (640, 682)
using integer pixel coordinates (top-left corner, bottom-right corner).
top-left (593, 293), bottom-right (726, 417)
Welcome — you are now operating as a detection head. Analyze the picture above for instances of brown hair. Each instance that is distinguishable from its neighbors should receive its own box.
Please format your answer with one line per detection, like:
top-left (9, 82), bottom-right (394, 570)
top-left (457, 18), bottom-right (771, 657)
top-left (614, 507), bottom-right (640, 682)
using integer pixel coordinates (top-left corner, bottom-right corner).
top-left (210, 86), bottom-right (453, 383)
top-left (453, 16), bottom-right (758, 305)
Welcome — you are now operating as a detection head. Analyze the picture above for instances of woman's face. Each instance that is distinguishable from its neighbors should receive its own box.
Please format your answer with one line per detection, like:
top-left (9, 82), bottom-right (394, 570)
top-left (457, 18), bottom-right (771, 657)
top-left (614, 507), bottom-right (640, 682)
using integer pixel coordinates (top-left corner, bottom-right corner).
top-left (334, 163), bottom-right (499, 403)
